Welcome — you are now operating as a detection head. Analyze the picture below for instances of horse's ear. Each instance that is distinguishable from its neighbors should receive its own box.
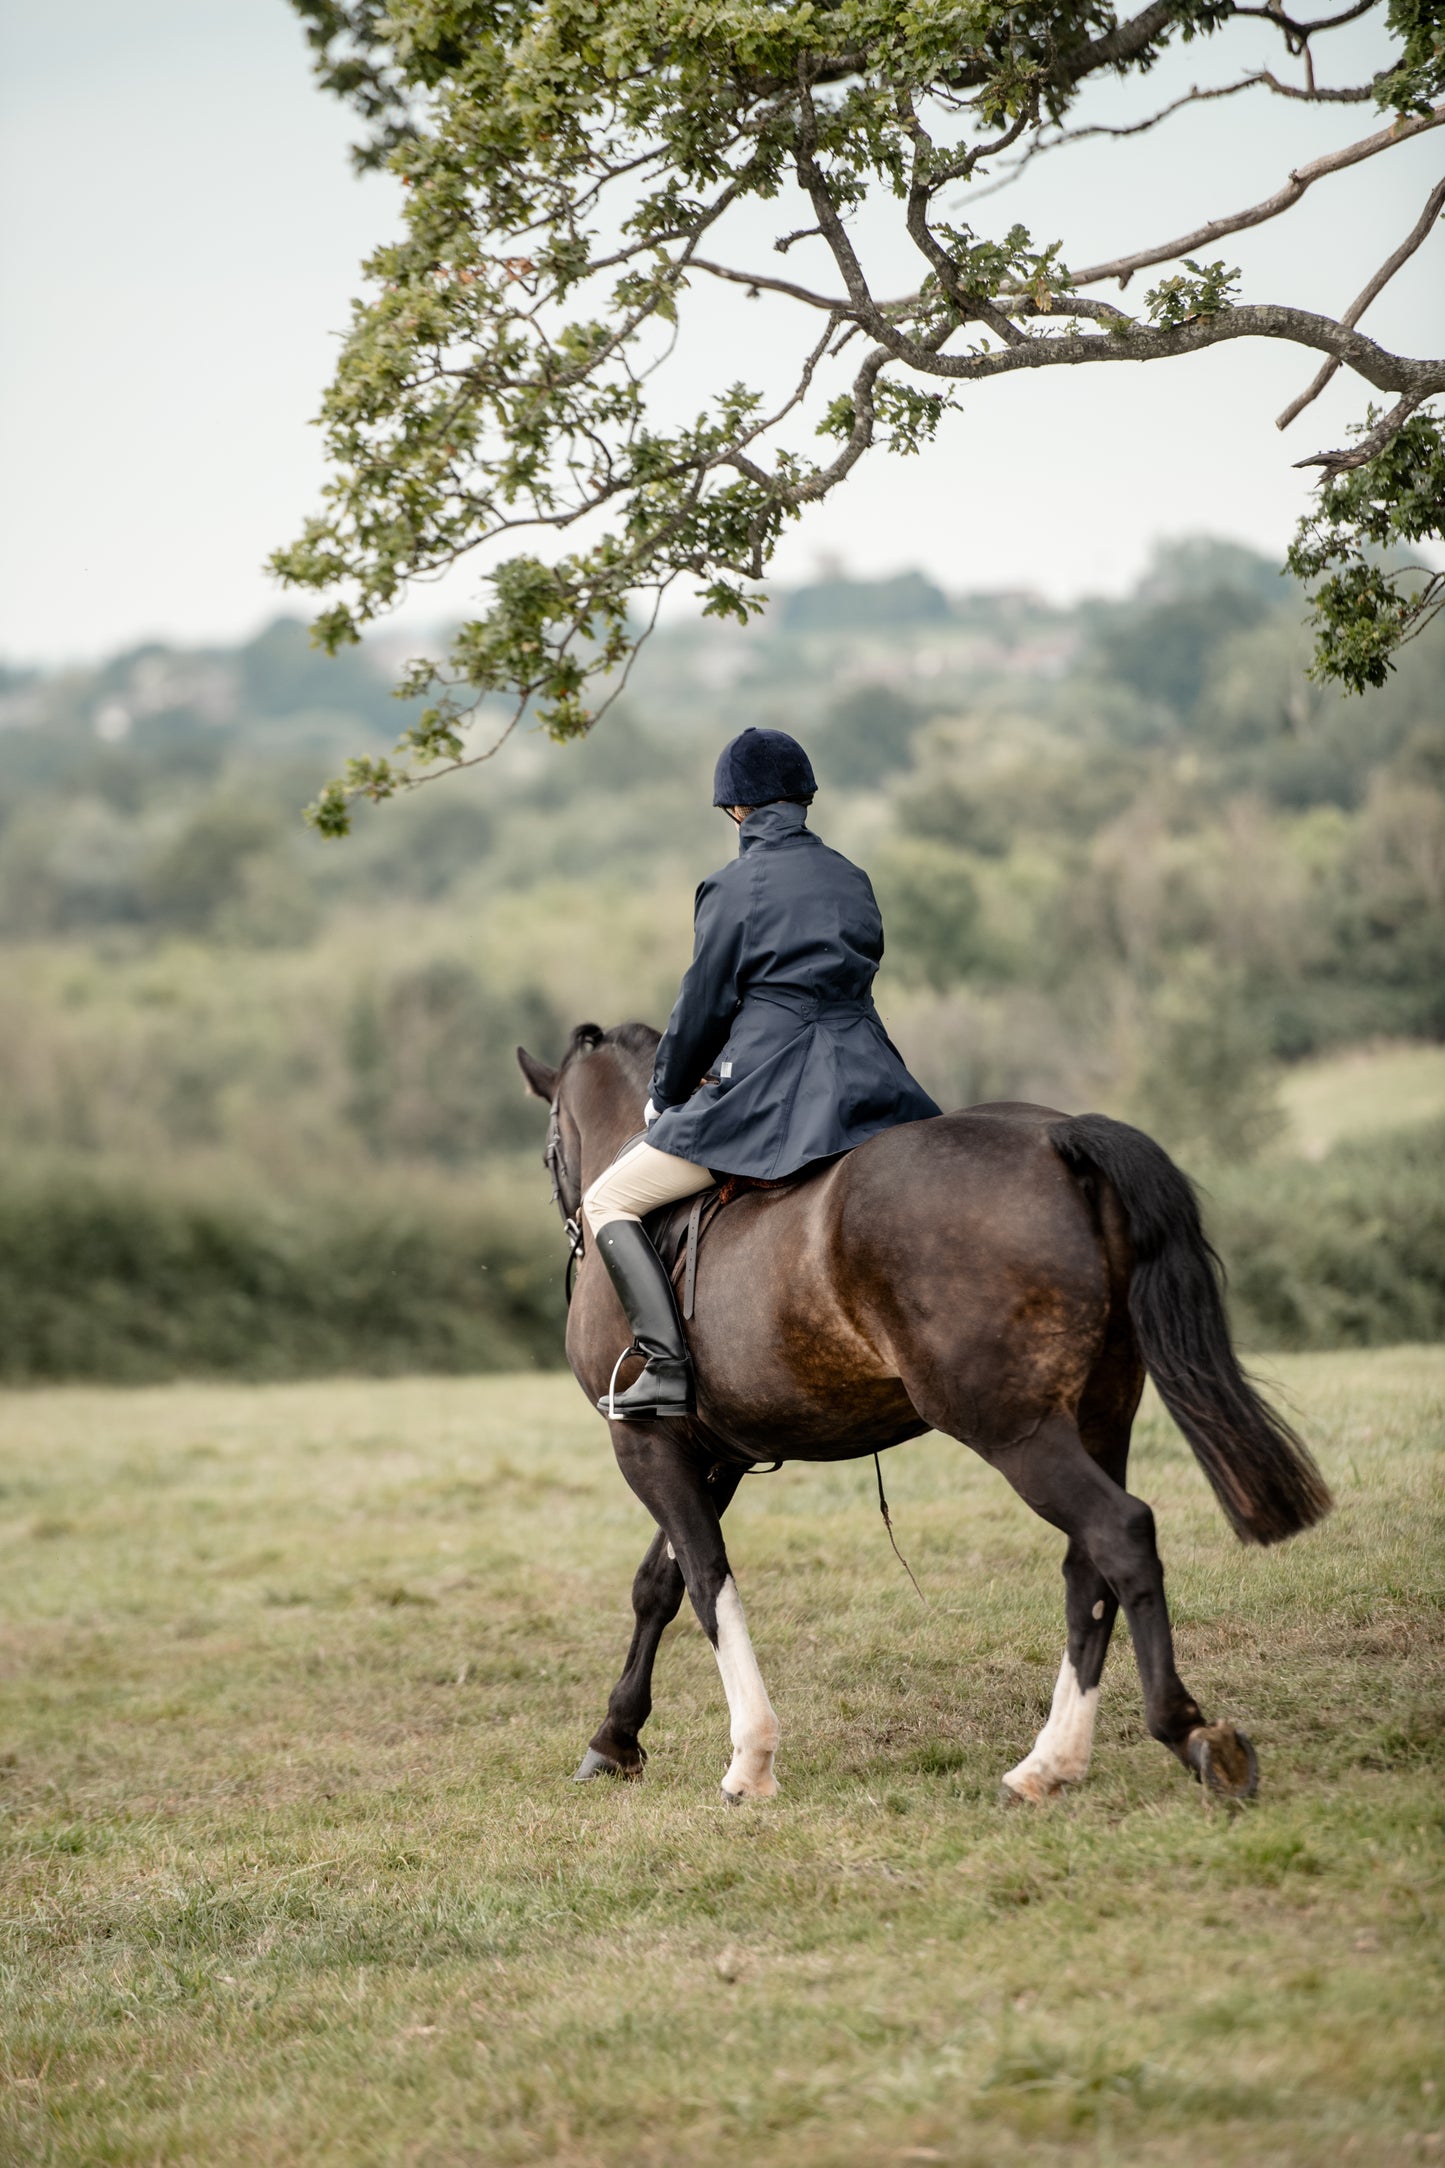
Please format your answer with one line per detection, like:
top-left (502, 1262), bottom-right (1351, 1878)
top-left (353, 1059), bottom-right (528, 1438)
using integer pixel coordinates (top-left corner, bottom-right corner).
top-left (516, 1047), bottom-right (559, 1102)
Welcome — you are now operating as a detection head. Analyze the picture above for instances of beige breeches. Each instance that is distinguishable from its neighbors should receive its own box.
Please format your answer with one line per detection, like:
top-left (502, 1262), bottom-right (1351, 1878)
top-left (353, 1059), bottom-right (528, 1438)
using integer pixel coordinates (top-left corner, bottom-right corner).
top-left (582, 1138), bottom-right (714, 1236)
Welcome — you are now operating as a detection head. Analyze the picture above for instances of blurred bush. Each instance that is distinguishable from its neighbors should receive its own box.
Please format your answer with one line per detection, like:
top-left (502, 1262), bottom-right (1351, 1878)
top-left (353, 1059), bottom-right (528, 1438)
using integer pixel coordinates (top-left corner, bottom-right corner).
top-left (0, 1164), bottom-right (564, 1382)
top-left (1207, 1120), bottom-right (1445, 1350)
top-left (1126, 955), bottom-right (1287, 1166)
top-left (871, 836), bottom-right (986, 991)
top-left (1, 1116), bottom-right (1435, 1379)
top-left (346, 961), bottom-right (561, 1160)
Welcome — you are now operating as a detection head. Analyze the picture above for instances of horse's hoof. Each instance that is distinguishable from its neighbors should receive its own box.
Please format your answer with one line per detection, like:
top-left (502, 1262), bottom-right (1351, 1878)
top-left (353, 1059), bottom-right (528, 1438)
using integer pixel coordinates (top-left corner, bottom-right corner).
top-left (999, 1773), bottom-right (1061, 1805)
top-left (572, 1746), bottom-right (644, 1783)
top-left (1186, 1723), bottom-right (1259, 1801)
top-left (999, 1757), bottom-right (1069, 1804)
top-left (720, 1776), bottom-right (779, 1804)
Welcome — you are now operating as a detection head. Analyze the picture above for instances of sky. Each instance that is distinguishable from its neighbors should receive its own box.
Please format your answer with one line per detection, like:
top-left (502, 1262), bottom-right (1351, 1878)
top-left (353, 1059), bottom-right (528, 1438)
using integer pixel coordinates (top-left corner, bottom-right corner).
top-left (1, 0), bottom-right (1441, 664)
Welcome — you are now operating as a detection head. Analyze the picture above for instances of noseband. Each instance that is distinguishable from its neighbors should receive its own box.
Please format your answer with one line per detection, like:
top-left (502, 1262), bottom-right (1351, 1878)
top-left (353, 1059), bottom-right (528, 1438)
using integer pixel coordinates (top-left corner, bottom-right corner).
top-left (544, 1096), bottom-right (586, 1304)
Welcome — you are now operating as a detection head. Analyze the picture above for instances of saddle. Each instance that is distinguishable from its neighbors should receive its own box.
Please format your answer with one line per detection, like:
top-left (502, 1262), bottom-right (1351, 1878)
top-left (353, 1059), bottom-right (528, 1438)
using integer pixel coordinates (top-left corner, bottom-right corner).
top-left (643, 1174), bottom-right (801, 1321)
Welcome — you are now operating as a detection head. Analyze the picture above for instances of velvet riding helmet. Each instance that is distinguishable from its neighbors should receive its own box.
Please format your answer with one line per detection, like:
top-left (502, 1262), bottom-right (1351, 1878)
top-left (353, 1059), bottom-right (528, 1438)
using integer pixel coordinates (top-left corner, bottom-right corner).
top-left (712, 727), bottom-right (817, 809)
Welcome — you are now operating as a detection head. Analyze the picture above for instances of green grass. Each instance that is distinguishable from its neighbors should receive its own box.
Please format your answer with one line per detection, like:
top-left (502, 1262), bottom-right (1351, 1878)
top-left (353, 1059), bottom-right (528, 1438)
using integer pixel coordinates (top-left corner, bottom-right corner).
top-left (1, 1354), bottom-right (1441, 2165)
top-left (1279, 1041), bottom-right (1445, 1160)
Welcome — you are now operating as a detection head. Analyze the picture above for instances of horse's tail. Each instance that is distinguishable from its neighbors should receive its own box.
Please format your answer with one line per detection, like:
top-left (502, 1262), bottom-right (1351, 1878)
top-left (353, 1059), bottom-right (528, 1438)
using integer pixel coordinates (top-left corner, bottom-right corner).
top-left (1051, 1112), bottom-right (1332, 1546)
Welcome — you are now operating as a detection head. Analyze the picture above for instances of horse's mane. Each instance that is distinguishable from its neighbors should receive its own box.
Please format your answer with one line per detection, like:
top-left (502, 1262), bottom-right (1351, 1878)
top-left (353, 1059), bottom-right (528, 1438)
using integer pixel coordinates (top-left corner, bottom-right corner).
top-left (560, 1020), bottom-right (660, 1093)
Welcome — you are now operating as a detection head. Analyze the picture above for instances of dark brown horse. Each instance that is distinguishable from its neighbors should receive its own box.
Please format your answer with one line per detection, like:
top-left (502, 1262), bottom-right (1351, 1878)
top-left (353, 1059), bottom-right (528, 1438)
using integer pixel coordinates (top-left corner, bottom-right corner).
top-left (517, 1021), bottom-right (1331, 1805)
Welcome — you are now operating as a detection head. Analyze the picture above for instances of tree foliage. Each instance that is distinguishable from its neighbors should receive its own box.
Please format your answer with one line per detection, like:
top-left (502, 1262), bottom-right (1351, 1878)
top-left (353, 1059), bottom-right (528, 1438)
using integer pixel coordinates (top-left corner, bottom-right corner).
top-left (277, 0), bottom-right (1445, 829)
top-left (1286, 406), bottom-right (1445, 691)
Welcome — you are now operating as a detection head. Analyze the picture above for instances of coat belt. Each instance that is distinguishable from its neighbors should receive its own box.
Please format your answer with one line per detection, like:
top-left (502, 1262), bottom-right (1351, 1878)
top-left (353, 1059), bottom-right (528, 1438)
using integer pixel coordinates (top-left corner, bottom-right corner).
top-left (745, 990), bottom-right (875, 1024)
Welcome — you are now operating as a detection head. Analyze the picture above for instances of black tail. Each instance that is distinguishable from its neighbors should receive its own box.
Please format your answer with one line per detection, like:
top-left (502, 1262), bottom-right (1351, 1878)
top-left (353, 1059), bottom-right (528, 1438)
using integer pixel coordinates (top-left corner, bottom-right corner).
top-left (1052, 1112), bottom-right (1332, 1546)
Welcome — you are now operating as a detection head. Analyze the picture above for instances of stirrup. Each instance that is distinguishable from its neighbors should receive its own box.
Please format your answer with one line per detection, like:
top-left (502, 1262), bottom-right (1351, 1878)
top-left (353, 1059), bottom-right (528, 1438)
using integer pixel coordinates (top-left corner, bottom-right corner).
top-left (598, 1342), bottom-right (693, 1422)
top-left (602, 1341), bottom-right (639, 1421)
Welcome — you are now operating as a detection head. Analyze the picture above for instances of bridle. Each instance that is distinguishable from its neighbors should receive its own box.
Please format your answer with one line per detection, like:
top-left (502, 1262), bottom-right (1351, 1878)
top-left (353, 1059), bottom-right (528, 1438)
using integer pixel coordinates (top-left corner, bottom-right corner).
top-left (544, 1093), bottom-right (586, 1305)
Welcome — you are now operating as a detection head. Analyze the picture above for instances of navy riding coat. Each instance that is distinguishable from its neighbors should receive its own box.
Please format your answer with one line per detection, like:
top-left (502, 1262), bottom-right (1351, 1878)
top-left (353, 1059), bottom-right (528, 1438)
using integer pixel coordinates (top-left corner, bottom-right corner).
top-left (646, 801), bottom-right (941, 1180)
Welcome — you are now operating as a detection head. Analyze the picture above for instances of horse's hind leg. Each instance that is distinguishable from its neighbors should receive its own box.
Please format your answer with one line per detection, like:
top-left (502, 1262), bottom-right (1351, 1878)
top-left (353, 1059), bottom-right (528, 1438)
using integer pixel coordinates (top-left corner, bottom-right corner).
top-left (576, 1461), bottom-right (743, 1782)
top-left (1002, 1390), bottom-right (1130, 1800)
top-left (991, 1413), bottom-right (1232, 1796)
top-left (1002, 1535), bottom-right (1119, 1801)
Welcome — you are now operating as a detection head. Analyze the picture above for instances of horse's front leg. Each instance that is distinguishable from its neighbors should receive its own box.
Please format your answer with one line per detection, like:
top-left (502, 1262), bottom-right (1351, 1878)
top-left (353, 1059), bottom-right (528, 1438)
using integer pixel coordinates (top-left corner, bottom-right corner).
top-left (610, 1430), bottom-right (780, 1802)
top-left (575, 1462), bottom-right (744, 1783)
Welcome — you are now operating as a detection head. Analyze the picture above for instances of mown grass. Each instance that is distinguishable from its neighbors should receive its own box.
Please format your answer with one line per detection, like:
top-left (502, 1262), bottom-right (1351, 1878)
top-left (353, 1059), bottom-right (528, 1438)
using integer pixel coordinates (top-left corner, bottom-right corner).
top-left (1, 1352), bottom-right (1441, 2165)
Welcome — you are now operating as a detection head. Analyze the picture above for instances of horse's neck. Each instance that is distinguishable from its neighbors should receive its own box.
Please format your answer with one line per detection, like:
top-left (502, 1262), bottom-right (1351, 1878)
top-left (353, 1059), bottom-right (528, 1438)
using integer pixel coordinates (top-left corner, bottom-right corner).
top-left (575, 1057), bottom-right (647, 1189)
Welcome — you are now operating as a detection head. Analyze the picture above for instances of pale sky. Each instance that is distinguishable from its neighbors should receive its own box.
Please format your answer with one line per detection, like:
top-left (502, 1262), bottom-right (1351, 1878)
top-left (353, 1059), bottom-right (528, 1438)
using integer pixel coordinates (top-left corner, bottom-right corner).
top-left (2, 0), bottom-right (1441, 664)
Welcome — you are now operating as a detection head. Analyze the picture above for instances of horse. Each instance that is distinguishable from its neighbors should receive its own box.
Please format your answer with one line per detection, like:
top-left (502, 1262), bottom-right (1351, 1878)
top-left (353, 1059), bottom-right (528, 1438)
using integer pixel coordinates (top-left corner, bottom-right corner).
top-left (516, 1021), bottom-right (1331, 1807)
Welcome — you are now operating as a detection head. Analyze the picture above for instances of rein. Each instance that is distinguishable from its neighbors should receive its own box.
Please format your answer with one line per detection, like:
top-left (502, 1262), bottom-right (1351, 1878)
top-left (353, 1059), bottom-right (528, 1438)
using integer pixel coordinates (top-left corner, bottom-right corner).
top-left (544, 1099), bottom-right (585, 1306)
top-left (874, 1454), bottom-right (928, 1607)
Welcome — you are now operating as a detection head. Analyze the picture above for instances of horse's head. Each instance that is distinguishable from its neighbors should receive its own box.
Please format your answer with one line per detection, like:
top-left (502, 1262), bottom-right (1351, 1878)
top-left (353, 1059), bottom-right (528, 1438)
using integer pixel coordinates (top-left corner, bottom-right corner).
top-left (516, 1021), bottom-right (661, 1221)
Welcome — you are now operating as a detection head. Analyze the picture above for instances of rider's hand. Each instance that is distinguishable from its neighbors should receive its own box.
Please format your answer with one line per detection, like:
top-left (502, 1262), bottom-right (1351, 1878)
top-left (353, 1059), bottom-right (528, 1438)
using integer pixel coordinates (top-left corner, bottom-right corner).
top-left (643, 1098), bottom-right (658, 1126)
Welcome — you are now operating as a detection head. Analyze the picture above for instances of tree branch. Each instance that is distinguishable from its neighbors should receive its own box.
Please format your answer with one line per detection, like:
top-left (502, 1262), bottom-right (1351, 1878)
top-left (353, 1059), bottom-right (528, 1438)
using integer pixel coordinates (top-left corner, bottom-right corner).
top-left (1231, 0), bottom-right (1381, 39)
top-left (1041, 1), bottom-right (1186, 92)
top-left (790, 75), bottom-right (954, 377)
top-left (1261, 69), bottom-right (1375, 100)
top-left (1292, 391), bottom-right (1424, 469)
top-left (900, 95), bottom-right (1030, 345)
top-left (1070, 104), bottom-right (1445, 288)
top-left (900, 306), bottom-right (1445, 395)
top-left (782, 0), bottom-right (1183, 100)
top-left (1277, 173), bottom-right (1445, 428)
top-left (970, 68), bottom-right (1375, 206)
top-left (690, 257), bottom-right (849, 313)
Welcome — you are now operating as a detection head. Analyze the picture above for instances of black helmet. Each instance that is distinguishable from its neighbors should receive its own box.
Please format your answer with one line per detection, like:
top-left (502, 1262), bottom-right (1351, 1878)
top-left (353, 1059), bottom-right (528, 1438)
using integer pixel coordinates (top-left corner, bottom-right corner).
top-left (712, 727), bottom-right (817, 808)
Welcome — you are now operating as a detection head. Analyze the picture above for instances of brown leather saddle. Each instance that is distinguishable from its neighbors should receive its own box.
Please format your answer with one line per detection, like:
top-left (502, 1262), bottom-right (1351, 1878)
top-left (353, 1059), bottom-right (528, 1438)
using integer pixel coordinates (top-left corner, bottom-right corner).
top-left (643, 1173), bottom-right (801, 1321)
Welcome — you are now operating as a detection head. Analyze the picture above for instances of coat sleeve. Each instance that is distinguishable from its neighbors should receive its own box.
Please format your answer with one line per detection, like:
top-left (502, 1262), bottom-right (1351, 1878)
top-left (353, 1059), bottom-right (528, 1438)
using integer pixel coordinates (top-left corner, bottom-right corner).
top-left (649, 871), bottom-right (748, 1112)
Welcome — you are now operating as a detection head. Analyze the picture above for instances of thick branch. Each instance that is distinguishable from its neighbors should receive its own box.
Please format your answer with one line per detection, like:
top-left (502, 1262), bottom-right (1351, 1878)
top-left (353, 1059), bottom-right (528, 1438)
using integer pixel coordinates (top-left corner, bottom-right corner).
top-left (1041, 1), bottom-right (1184, 93)
top-left (798, 0), bottom-right (1183, 100)
top-left (1277, 173), bottom-right (1445, 428)
top-left (1070, 104), bottom-right (1445, 288)
top-left (898, 306), bottom-right (1445, 394)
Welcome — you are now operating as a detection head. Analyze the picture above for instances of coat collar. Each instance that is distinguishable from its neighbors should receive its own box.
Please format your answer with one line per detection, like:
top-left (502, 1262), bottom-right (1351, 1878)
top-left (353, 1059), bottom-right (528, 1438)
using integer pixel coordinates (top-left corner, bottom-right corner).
top-left (738, 800), bottom-right (812, 851)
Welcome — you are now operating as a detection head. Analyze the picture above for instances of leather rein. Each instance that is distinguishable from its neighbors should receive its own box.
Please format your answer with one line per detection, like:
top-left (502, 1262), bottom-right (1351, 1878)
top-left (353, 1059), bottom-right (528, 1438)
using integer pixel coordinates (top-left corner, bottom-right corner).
top-left (544, 1097), bottom-right (585, 1306)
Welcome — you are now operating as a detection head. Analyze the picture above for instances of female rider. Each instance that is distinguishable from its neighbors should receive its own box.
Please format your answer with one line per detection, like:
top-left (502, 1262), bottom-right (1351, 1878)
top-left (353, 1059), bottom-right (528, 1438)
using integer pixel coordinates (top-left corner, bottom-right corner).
top-left (581, 725), bottom-right (941, 1420)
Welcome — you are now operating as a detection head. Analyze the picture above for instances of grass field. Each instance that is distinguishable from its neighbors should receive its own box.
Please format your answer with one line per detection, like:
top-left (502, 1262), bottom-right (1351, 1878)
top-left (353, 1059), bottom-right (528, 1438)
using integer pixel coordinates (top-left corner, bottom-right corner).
top-left (2, 1353), bottom-right (1441, 2166)
top-left (1278, 1043), bottom-right (1445, 1161)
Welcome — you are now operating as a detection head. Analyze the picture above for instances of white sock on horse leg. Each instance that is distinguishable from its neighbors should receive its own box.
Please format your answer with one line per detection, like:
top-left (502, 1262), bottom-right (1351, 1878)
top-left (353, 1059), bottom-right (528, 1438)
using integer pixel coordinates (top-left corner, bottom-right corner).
top-left (712, 1575), bottom-right (780, 1800)
top-left (1001, 1651), bottom-right (1100, 1801)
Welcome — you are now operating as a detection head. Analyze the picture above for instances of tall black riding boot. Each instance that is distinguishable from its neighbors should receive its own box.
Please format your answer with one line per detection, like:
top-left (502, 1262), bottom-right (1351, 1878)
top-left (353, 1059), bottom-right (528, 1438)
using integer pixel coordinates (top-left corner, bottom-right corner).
top-left (593, 1218), bottom-right (695, 1420)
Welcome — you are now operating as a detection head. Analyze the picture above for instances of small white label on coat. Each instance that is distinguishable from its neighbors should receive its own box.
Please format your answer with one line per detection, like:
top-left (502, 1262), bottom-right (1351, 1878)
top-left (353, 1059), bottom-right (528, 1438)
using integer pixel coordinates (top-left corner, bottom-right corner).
top-left (720, 1061), bottom-right (732, 1077)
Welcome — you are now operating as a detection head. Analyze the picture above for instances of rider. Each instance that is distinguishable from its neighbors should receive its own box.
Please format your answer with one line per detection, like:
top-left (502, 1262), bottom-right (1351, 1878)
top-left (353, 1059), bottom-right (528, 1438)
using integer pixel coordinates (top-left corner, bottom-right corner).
top-left (582, 726), bottom-right (941, 1421)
